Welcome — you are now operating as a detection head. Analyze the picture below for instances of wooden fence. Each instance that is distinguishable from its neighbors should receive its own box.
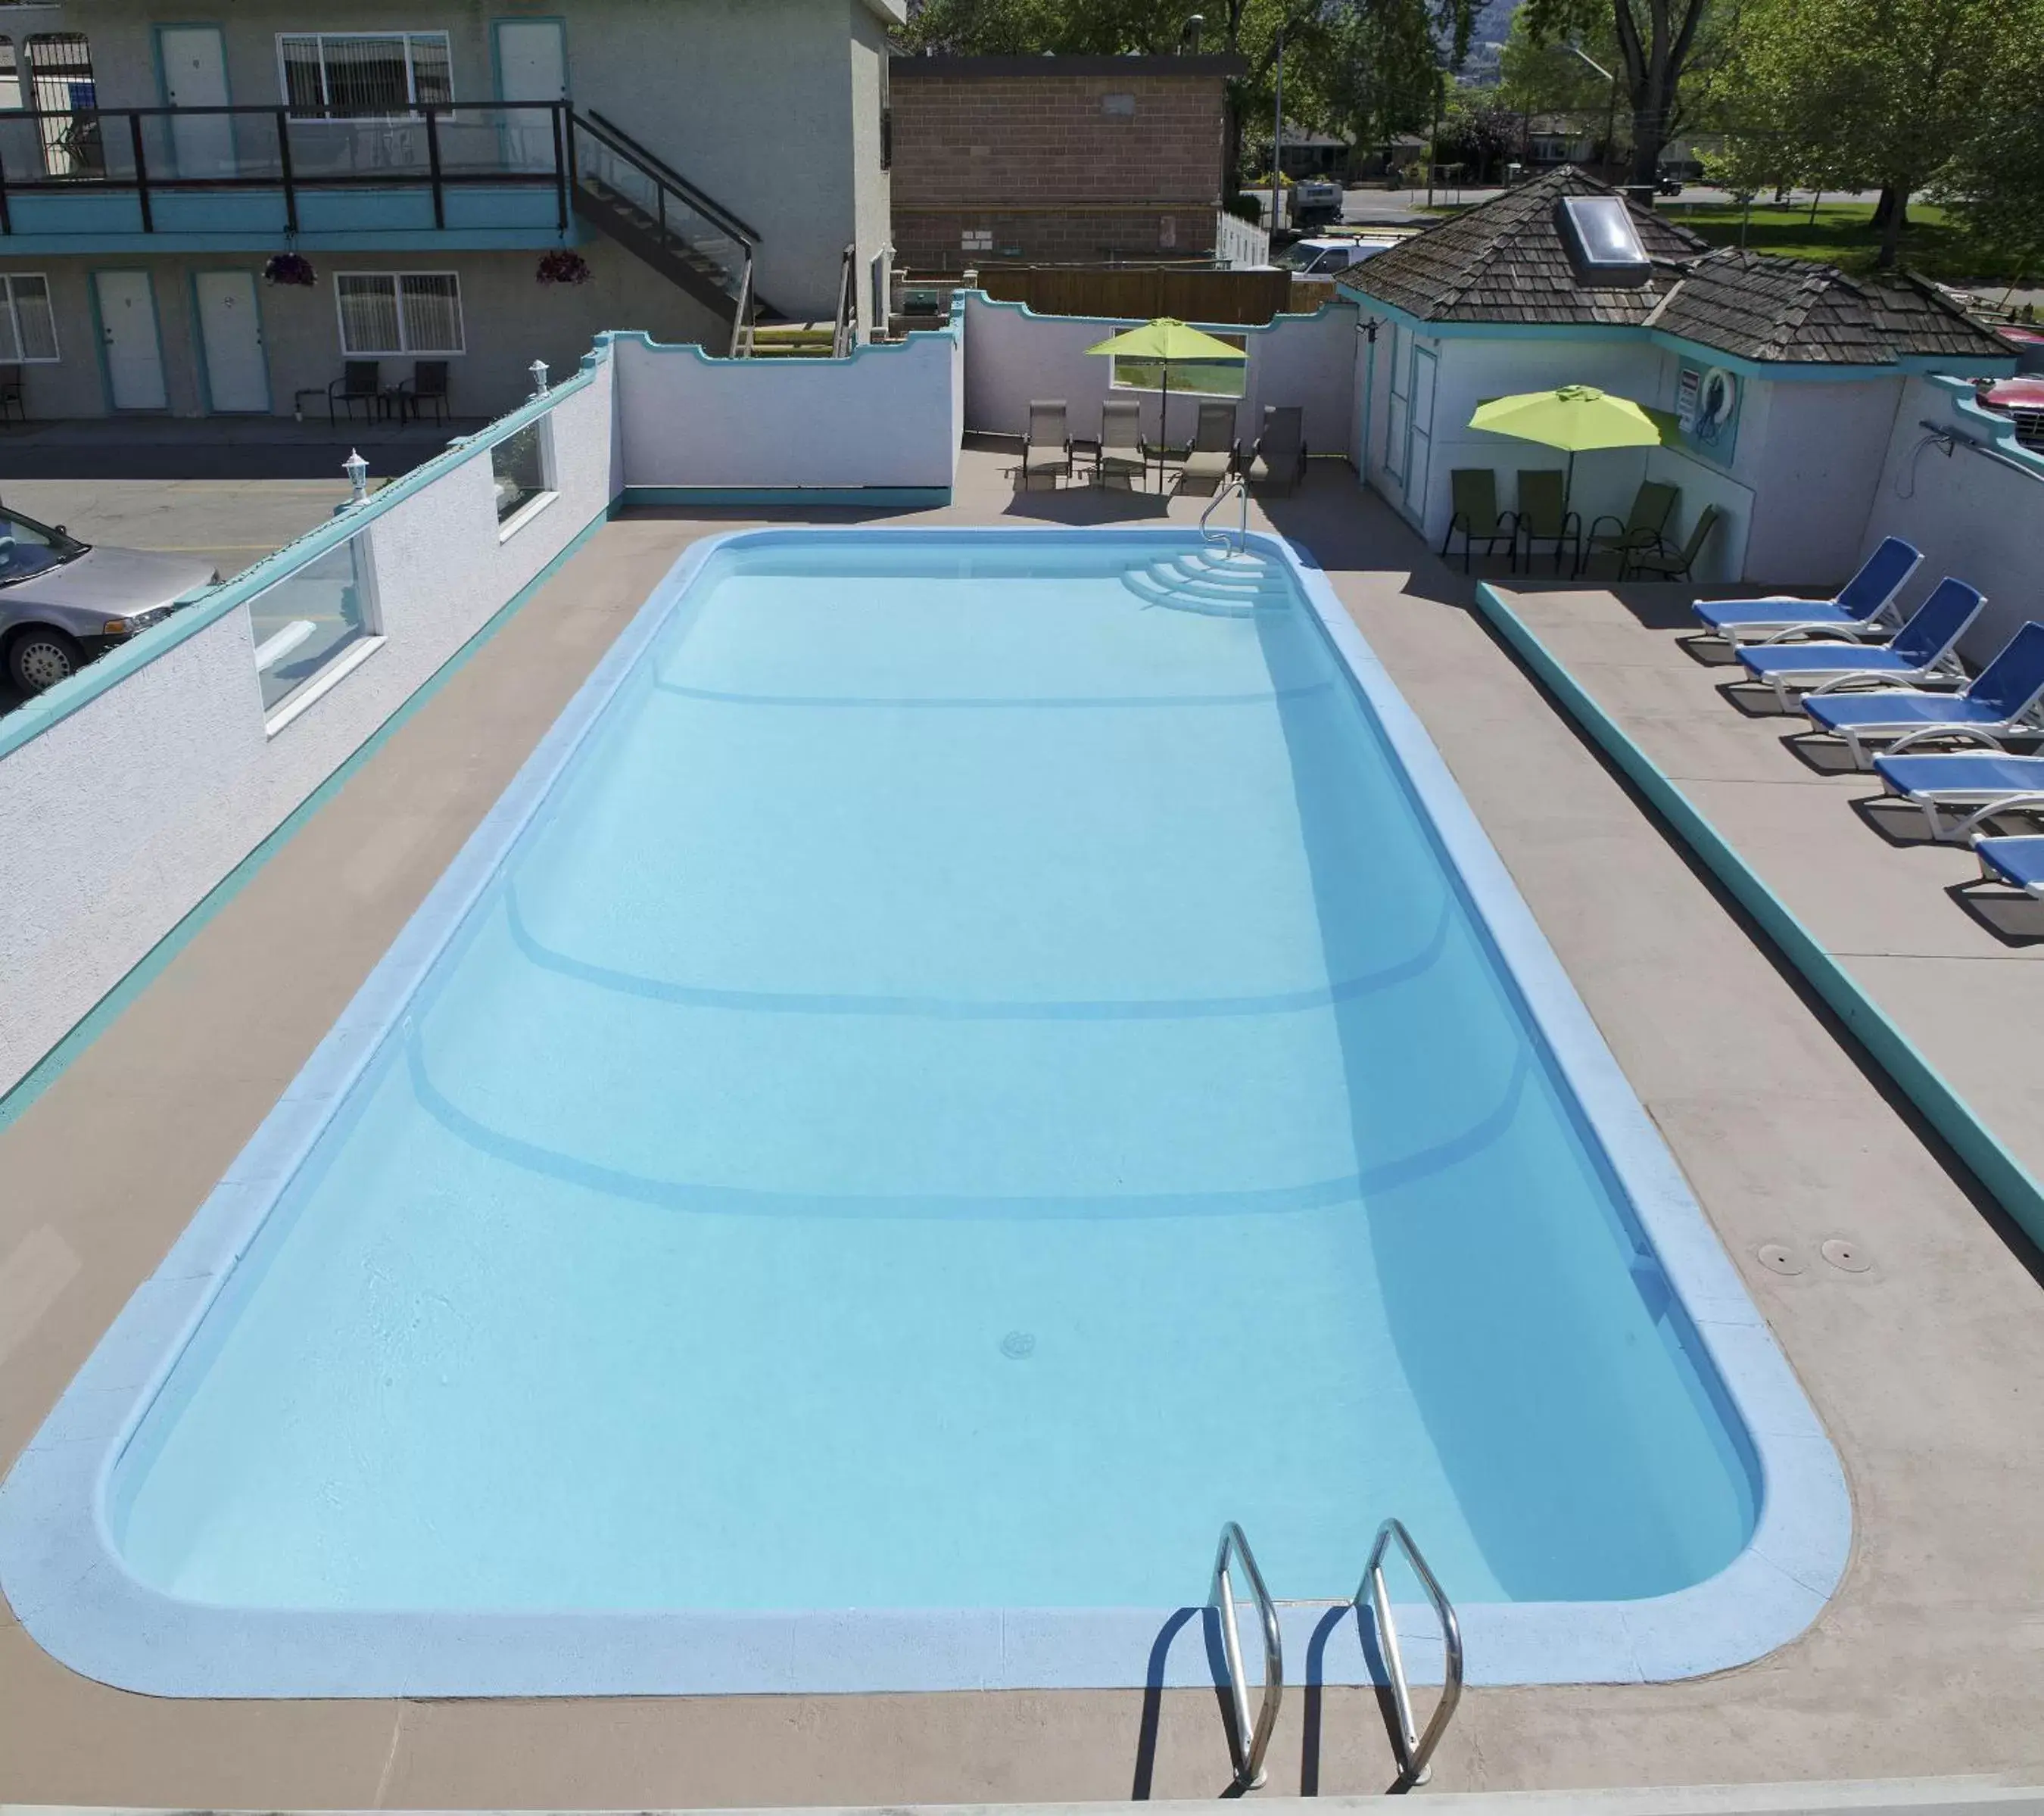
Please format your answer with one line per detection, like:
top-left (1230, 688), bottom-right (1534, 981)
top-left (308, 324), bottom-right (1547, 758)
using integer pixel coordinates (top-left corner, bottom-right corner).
top-left (976, 264), bottom-right (1300, 326)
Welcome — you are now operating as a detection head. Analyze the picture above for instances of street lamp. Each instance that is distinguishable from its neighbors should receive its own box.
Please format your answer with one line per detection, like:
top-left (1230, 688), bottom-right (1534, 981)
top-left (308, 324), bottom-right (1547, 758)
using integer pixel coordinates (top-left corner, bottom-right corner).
top-left (1563, 42), bottom-right (1619, 182)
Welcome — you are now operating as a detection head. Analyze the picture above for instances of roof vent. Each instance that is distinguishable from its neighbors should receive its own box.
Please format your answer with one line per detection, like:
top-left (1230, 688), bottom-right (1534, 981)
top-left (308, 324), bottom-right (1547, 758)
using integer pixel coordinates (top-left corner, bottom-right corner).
top-left (1556, 195), bottom-right (1652, 287)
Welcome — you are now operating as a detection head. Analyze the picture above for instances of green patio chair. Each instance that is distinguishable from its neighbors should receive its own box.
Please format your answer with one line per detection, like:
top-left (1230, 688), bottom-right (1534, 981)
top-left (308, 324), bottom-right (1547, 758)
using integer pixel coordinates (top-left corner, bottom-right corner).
top-left (1623, 503), bottom-right (1723, 581)
top-left (1514, 469), bottom-right (1580, 575)
top-left (1441, 469), bottom-right (1518, 573)
top-left (1584, 480), bottom-right (1680, 577)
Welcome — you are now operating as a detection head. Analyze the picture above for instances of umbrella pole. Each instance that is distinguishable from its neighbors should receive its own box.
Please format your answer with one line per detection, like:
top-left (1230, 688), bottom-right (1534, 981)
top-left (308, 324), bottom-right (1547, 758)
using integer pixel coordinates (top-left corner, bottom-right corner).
top-left (1158, 366), bottom-right (1171, 494)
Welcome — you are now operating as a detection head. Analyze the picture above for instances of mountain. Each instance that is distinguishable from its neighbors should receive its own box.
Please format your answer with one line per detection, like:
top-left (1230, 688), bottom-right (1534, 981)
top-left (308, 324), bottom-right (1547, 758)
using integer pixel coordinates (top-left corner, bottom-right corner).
top-left (1457, 0), bottom-right (1525, 83)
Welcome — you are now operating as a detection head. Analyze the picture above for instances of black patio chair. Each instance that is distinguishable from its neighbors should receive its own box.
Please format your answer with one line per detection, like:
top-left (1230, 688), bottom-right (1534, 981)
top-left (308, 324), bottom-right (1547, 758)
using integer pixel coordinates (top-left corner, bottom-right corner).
top-left (395, 360), bottom-right (450, 426)
top-left (0, 364), bottom-right (25, 425)
top-left (326, 360), bottom-right (380, 426)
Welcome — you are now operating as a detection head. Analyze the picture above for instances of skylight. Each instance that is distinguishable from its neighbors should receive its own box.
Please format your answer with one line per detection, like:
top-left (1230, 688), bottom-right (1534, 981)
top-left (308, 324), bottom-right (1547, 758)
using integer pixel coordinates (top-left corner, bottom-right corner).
top-left (1557, 195), bottom-right (1653, 287)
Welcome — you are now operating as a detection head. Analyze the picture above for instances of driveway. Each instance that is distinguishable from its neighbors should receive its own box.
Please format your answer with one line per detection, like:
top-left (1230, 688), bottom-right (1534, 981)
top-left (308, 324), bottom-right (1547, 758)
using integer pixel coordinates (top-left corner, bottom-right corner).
top-left (0, 476), bottom-right (351, 718)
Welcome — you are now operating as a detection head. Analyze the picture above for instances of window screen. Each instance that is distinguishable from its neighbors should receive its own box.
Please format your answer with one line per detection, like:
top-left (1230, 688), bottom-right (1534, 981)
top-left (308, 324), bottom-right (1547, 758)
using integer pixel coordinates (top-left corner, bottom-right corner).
top-left (279, 33), bottom-right (451, 116)
top-left (335, 273), bottom-right (463, 355)
top-left (0, 274), bottom-right (59, 363)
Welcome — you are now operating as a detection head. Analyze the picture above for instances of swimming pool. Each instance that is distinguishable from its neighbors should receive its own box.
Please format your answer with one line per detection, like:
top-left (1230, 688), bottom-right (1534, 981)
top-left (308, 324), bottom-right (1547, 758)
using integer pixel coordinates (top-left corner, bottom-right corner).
top-left (0, 528), bottom-right (1847, 1696)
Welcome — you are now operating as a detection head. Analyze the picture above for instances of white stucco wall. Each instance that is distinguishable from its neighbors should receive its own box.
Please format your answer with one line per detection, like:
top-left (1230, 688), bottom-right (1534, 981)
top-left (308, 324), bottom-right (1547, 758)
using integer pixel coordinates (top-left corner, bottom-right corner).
top-left (1738, 376), bottom-right (1905, 589)
top-left (1864, 378), bottom-right (2044, 663)
top-left (962, 291), bottom-right (1359, 463)
top-left (0, 354), bottom-right (622, 1097)
top-left (612, 324), bottom-right (962, 490)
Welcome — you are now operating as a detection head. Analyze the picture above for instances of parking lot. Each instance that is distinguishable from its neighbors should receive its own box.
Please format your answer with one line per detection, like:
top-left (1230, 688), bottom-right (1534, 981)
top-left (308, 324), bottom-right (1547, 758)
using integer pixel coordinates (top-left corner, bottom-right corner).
top-left (0, 475), bottom-right (354, 718)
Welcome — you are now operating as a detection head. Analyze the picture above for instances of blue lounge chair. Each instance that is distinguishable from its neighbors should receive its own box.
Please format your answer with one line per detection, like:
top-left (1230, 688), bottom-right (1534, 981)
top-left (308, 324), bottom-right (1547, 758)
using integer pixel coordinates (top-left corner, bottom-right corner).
top-left (1734, 577), bottom-right (1983, 712)
top-left (1971, 835), bottom-right (2044, 900)
top-left (1802, 621), bottom-right (2044, 769)
top-left (1873, 751), bottom-right (2044, 839)
top-left (1692, 537), bottom-right (1921, 644)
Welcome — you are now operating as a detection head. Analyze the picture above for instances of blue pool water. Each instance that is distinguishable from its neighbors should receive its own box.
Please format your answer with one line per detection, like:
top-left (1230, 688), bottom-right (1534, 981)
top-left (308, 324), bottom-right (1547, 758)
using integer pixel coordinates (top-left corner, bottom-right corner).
top-left (107, 533), bottom-right (1757, 1618)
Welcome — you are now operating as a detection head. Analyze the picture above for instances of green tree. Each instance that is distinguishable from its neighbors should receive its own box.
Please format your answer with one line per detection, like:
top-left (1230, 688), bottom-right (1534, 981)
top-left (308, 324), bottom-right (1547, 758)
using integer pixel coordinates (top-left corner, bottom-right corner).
top-left (1716, 0), bottom-right (2017, 267)
top-left (1519, 0), bottom-right (1720, 185)
top-left (1495, 9), bottom-right (1624, 168)
top-left (1928, 8), bottom-right (2044, 274)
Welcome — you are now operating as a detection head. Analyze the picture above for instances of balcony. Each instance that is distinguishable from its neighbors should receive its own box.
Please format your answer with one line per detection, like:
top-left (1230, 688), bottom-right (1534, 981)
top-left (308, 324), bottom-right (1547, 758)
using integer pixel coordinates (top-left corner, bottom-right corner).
top-left (0, 104), bottom-right (575, 251)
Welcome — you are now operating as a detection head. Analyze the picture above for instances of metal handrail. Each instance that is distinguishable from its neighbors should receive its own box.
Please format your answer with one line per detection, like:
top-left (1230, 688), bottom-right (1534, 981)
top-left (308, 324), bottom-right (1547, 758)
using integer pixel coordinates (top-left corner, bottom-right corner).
top-left (729, 257), bottom-right (756, 358)
top-left (830, 242), bottom-right (857, 357)
top-left (581, 107), bottom-right (760, 247)
top-left (1357, 1518), bottom-right (1463, 1790)
top-left (1210, 1521), bottom-right (1283, 1790)
top-left (1200, 472), bottom-right (1249, 557)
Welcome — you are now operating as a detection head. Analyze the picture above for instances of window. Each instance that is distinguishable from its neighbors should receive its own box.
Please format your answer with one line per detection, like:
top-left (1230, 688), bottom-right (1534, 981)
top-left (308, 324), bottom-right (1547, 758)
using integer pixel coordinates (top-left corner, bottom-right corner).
top-left (1111, 334), bottom-right (1247, 400)
top-left (279, 32), bottom-right (450, 117)
top-left (248, 531), bottom-right (377, 717)
top-left (490, 419), bottom-right (553, 528)
top-left (335, 273), bottom-right (463, 356)
top-left (0, 273), bottom-right (58, 363)
top-left (0, 506), bottom-right (85, 585)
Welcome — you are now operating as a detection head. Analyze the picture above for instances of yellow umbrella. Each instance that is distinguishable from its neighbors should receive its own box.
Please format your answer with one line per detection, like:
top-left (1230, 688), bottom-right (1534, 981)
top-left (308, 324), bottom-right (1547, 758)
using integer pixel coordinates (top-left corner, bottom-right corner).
top-left (1085, 317), bottom-right (1247, 458)
top-left (1468, 385), bottom-right (1675, 516)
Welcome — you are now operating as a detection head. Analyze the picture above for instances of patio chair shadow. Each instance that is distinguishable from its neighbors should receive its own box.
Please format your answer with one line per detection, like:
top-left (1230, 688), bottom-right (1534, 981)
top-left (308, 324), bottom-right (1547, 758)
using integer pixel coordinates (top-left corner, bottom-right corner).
top-left (1002, 485), bottom-right (1173, 525)
top-left (1780, 730), bottom-right (1868, 776)
top-left (1947, 880), bottom-right (2044, 945)
top-left (1848, 793), bottom-right (1949, 848)
top-left (1716, 678), bottom-right (1799, 718)
top-left (1675, 631), bottom-right (1741, 668)
top-left (1603, 581), bottom-right (1712, 633)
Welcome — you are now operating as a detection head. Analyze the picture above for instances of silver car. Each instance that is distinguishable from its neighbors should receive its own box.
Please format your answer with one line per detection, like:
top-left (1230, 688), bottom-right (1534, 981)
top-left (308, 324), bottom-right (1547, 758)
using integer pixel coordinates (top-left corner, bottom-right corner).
top-left (1, 505), bottom-right (220, 695)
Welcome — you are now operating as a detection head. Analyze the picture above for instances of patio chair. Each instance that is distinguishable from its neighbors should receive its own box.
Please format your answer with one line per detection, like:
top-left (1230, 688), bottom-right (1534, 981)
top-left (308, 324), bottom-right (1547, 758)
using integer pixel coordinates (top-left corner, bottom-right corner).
top-left (1098, 397), bottom-right (1147, 488)
top-left (1441, 469), bottom-right (1518, 573)
top-left (1581, 480), bottom-right (1679, 577)
top-left (1968, 833), bottom-right (2044, 900)
top-left (1802, 620), bottom-right (2044, 769)
top-left (326, 360), bottom-right (381, 426)
top-left (0, 364), bottom-right (23, 425)
top-left (1513, 469), bottom-right (1579, 575)
top-left (1872, 750), bottom-right (2044, 839)
top-left (1622, 504), bottom-right (1722, 581)
top-left (1692, 536), bottom-right (1921, 644)
top-left (396, 360), bottom-right (450, 425)
top-left (1734, 577), bottom-right (1983, 713)
top-left (1245, 405), bottom-right (1306, 494)
top-left (1176, 401), bottom-right (1239, 494)
top-left (1020, 399), bottom-right (1073, 489)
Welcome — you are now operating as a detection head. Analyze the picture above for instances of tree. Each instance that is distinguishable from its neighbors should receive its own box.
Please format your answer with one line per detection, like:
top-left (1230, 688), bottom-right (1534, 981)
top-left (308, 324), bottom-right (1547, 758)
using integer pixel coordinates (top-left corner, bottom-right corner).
top-left (1715, 0), bottom-right (2014, 267)
top-left (1436, 92), bottom-right (1525, 181)
top-left (1927, 5), bottom-right (2044, 275)
top-left (1519, 0), bottom-right (1721, 185)
top-left (1495, 8), bottom-right (1625, 170)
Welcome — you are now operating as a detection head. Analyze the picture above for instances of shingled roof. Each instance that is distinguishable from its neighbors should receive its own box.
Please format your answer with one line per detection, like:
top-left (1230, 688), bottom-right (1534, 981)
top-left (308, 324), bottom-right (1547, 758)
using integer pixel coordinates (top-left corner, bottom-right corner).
top-left (1340, 167), bottom-right (2009, 366)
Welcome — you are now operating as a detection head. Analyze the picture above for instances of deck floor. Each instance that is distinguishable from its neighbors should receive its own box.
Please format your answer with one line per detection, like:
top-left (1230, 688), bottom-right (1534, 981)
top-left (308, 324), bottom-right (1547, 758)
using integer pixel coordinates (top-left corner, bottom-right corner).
top-left (2, 447), bottom-right (2043, 1803)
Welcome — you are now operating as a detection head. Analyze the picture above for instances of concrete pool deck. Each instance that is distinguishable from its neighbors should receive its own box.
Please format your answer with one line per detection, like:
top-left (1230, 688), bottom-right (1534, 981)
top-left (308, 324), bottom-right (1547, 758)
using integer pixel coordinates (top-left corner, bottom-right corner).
top-left (2, 446), bottom-right (2043, 1802)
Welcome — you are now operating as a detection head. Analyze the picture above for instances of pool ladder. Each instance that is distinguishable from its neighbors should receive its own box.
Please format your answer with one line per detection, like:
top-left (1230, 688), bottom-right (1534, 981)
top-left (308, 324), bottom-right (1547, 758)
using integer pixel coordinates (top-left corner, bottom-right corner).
top-left (1208, 1516), bottom-right (1463, 1793)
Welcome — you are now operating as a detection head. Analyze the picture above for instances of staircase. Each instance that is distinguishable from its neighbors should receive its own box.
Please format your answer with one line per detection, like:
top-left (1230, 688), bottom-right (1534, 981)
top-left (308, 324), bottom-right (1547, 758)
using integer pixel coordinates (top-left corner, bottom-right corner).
top-left (568, 111), bottom-right (847, 360)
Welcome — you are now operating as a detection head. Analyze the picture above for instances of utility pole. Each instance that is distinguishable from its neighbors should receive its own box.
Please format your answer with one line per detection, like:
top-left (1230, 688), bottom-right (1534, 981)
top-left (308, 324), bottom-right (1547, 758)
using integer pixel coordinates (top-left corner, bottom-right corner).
top-left (1270, 26), bottom-right (1285, 238)
top-left (1426, 72), bottom-right (1441, 210)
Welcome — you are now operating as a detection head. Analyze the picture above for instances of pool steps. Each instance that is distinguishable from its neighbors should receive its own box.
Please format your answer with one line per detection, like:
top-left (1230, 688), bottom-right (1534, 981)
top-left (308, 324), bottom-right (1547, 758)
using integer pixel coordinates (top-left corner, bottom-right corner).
top-left (1120, 550), bottom-right (1292, 617)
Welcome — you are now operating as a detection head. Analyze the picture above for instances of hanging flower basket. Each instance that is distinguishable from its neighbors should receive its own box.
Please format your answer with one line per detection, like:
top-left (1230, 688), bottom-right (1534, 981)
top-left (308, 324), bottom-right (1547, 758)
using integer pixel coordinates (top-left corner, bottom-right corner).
top-left (537, 250), bottom-right (593, 286)
top-left (263, 253), bottom-right (316, 288)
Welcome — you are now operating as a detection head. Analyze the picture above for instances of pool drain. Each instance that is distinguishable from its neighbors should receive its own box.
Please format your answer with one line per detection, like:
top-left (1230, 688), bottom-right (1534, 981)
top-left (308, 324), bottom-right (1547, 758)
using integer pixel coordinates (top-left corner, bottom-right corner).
top-left (1000, 1329), bottom-right (1036, 1360)
top-left (1820, 1238), bottom-right (1871, 1273)
top-left (1755, 1243), bottom-right (1804, 1276)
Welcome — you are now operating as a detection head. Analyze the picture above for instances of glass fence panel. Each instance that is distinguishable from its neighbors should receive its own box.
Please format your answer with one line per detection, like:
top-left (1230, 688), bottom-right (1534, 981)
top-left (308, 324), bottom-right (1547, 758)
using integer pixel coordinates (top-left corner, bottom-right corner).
top-left (284, 114), bottom-right (432, 181)
top-left (139, 111), bottom-right (285, 183)
top-left (3, 110), bottom-right (137, 182)
top-left (249, 532), bottom-right (375, 712)
top-left (435, 106), bottom-right (557, 176)
top-left (490, 422), bottom-right (550, 522)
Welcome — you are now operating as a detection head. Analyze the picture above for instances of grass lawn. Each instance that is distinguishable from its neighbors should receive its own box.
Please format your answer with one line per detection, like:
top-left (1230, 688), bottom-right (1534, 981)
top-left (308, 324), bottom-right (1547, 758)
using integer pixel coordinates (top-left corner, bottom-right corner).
top-left (1658, 201), bottom-right (2025, 286)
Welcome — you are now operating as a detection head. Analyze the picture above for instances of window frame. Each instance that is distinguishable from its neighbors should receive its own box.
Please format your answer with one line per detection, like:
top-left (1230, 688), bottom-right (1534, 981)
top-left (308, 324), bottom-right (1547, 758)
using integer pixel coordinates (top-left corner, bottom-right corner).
top-left (332, 270), bottom-right (466, 357)
top-left (275, 30), bottom-right (453, 120)
top-left (0, 272), bottom-right (61, 364)
top-left (489, 412), bottom-right (557, 540)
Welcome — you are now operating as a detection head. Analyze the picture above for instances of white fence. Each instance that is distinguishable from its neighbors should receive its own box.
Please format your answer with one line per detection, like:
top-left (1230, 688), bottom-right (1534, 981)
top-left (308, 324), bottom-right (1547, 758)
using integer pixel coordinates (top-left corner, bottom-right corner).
top-left (1865, 375), bottom-right (2044, 663)
top-left (963, 289), bottom-right (1359, 467)
top-left (1214, 210), bottom-right (1272, 270)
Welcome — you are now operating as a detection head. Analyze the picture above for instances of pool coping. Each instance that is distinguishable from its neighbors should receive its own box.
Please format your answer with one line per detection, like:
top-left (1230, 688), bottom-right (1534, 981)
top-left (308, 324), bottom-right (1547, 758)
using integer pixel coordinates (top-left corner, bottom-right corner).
top-left (0, 528), bottom-right (1849, 1699)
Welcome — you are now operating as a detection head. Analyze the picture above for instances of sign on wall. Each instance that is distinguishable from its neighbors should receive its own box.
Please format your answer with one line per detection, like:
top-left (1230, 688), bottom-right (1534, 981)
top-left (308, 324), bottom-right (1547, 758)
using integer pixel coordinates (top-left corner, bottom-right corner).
top-left (1675, 357), bottom-right (1740, 464)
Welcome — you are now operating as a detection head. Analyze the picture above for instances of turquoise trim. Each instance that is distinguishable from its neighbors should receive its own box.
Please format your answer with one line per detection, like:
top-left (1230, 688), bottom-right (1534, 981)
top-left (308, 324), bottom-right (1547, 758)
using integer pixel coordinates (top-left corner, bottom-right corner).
top-left (0, 188), bottom-right (578, 254)
top-left (1925, 372), bottom-right (2044, 481)
top-left (609, 288), bottom-right (965, 367)
top-left (0, 341), bottom-right (613, 765)
top-left (620, 486), bottom-right (949, 508)
top-left (1339, 285), bottom-right (2015, 382)
top-left (964, 287), bottom-right (1356, 339)
top-left (0, 500), bottom-right (617, 1139)
top-left (1472, 581), bottom-right (2044, 1251)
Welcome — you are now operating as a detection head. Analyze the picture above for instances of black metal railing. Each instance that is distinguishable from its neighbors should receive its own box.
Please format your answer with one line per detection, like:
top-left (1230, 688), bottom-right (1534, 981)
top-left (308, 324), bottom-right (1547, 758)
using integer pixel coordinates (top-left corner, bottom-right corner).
top-left (0, 101), bottom-right (572, 235)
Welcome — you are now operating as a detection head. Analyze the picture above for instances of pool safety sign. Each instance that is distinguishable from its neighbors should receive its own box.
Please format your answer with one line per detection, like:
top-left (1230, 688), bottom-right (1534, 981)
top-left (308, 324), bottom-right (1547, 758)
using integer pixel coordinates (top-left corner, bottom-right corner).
top-left (1675, 359), bottom-right (1740, 463)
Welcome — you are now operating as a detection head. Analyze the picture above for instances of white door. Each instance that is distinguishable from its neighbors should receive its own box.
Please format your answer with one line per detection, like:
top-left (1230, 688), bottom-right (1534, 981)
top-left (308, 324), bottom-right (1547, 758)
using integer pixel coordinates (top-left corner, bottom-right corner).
top-left (196, 271), bottom-right (267, 413)
top-left (495, 20), bottom-right (566, 170)
top-left (95, 272), bottom-right (167, 411)
top-left (160, 26), bottom-right (234, 178)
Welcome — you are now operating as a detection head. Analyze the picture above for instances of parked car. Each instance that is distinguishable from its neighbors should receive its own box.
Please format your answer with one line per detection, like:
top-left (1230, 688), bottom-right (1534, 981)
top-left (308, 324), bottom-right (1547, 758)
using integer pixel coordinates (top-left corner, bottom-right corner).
top-left (1278, 236), bottom-right (1398, 277)
top-left (0, 505), bottom-right (220, 694)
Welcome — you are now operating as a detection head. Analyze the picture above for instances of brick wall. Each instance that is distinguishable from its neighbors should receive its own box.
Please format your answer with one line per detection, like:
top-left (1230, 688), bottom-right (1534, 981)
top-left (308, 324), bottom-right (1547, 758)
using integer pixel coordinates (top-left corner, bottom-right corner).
top-left (890, 58), bottom-right (1232, 273)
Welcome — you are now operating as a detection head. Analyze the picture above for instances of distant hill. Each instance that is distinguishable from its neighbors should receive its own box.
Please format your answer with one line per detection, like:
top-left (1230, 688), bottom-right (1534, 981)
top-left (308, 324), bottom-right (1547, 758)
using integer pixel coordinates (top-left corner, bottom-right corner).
top-left (1457, 0), bottom-right (1524, 82)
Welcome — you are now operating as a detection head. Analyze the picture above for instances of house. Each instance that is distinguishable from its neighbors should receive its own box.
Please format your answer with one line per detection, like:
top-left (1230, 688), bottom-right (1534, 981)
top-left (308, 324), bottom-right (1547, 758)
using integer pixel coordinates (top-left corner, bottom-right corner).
top-left (1522, 114), bottom-right (1600, 170)
top-left (1272, 121), bottom-right (1352, 181)
top-left (1338, 167), bottom-right (2011, 587)
top-left (886, 53), bottom-right (1241, 274)
top-left (0, 0), bottom-right (900, 420)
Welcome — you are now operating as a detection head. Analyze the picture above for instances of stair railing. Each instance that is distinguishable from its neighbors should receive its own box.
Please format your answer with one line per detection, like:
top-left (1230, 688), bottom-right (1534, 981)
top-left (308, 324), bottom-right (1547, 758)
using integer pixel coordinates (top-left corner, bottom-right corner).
top-left (1200, 472), bottom-right (1249, 558)
top-left (729, 257), bottom-right (756, 358)
top-left (829, 242), bottom-right (857, 357)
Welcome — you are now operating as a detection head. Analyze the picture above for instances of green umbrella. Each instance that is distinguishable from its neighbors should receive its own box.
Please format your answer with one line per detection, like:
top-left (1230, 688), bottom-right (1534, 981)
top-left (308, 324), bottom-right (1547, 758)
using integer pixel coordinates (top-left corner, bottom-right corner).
top-left (1085, 317), bottom-right (1247, 462)
top-left (1468, 385), bottom-right (1674, 517)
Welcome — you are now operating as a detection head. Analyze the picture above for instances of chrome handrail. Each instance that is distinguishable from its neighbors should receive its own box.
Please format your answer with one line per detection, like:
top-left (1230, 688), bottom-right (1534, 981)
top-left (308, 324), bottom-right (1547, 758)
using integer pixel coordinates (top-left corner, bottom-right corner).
top-left (1211, 1521), bottom-right (1283, 1790)
top-left (729, 257), bottom-right (755, 358)
top-left (1200, 472), bottom-right (1249, 558)
top-left (1357, 1518), bottom-right (1463, 1790)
